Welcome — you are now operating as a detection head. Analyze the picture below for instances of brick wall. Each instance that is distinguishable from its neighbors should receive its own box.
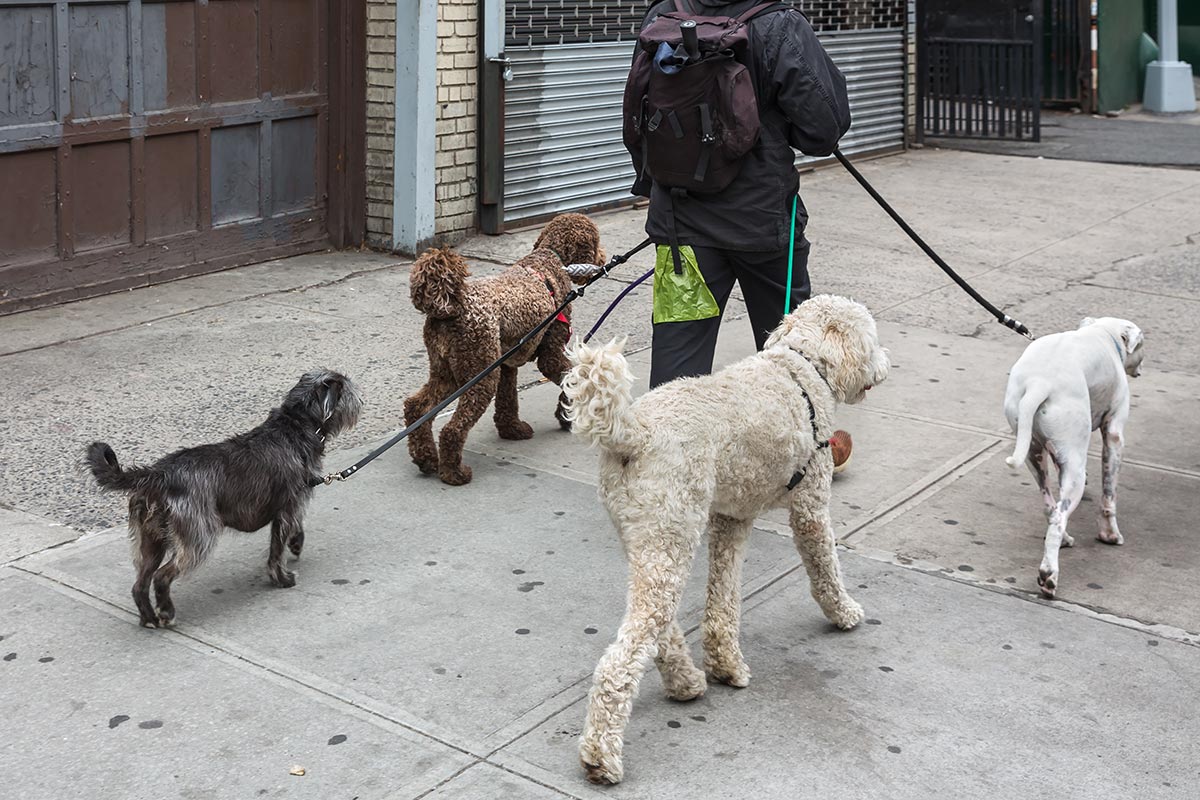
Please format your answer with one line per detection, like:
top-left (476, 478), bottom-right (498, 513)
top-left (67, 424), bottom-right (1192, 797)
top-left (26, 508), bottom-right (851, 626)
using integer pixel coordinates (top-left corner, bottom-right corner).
top-left (366, 1), bottom-right (395, 248)
top-left (435, 0), bottom-right (479, 244)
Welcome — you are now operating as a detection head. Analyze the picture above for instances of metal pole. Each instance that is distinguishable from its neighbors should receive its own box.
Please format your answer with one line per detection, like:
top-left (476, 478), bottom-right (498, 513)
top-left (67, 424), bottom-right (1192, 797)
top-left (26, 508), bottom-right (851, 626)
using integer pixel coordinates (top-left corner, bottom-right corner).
top-left (478, 0), bottom-right (509, 234)
top-left (1158, 0), bottom-right (1179, 62)
top-left (1144, 0), bottom-right (1197, 112)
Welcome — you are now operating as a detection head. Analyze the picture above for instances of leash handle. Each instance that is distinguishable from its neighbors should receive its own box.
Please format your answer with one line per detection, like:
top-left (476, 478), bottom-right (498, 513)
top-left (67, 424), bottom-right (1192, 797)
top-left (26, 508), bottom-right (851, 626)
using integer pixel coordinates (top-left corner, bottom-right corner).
top-left (312, 237), bottom-right (654, 487)
top-left (832, 149), bottom-right (1034, 341)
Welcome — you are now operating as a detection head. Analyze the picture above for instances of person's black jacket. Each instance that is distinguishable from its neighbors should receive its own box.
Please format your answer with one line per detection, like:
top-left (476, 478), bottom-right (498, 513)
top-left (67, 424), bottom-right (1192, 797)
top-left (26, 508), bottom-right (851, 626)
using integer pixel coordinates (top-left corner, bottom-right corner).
top-left (633, 0), bottom-right (851, 251)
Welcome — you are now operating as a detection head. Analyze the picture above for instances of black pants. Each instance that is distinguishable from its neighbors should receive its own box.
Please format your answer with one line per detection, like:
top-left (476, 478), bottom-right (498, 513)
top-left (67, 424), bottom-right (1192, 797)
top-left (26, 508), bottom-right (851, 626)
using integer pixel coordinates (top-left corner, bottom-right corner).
top-left (648, 234), bottom-right (811, 389)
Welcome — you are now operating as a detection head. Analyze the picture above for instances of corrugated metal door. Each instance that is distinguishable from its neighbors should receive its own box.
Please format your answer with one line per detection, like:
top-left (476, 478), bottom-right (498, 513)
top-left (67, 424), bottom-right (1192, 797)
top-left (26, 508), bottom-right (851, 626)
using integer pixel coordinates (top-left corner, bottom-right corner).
top-left (502, 1), bottom-right (908, 226)
top-left (0, 0), bottom-right (338, 315)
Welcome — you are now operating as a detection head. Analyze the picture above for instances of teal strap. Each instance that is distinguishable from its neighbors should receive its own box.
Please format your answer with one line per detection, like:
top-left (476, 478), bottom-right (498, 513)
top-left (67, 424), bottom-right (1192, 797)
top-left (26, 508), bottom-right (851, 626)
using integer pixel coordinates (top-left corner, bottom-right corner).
top-left (784, 194), bottom-right (798, 315)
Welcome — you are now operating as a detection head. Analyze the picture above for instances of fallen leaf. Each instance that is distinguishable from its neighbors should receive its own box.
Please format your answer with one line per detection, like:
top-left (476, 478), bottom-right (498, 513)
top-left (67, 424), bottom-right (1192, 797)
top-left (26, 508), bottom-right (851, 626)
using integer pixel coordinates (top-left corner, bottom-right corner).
top-left (289, 765), bottom-right (306, 777)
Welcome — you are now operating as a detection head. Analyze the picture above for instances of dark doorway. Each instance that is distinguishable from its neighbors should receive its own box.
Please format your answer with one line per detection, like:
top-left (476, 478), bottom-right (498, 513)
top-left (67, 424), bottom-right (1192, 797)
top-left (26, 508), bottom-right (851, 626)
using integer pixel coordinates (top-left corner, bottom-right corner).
top-left (1043, 0), bottom-right (1092, 108)
top-left (918, 0), bottom-right (1044, 142)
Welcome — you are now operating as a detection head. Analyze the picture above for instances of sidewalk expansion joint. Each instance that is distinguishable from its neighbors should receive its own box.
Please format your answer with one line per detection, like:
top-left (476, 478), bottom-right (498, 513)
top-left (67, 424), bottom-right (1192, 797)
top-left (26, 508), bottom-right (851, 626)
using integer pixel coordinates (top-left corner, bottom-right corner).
top-left (871, 178), bottom-right (1200, 319)
top-left (9, 564), bottom-right (489, 761)
top-left (842, 541), bottom-right (1200, 649)
top-left (1080, 281), bottom-right (1200, 305)
top-left (854, 405), bottom-right (1200, 480)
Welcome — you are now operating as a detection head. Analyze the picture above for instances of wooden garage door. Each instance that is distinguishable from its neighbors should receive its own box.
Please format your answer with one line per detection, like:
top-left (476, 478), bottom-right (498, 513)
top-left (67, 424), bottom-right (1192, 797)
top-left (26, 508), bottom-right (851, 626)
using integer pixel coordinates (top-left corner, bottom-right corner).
top-left (0, 0), bottom-right (358, 315)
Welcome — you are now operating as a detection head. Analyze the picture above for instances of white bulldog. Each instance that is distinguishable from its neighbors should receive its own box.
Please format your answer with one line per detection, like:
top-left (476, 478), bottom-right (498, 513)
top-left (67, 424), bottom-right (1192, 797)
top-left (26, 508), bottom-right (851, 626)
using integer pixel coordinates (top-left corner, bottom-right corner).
top-left (1003, 316), bottom-right (1145, 598)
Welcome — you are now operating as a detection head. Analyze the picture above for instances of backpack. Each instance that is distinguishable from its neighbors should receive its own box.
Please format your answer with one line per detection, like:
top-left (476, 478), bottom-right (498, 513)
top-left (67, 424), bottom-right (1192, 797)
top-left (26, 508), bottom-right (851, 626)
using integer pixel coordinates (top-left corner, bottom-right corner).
top-left (622, 0), bottom-right (787, 194)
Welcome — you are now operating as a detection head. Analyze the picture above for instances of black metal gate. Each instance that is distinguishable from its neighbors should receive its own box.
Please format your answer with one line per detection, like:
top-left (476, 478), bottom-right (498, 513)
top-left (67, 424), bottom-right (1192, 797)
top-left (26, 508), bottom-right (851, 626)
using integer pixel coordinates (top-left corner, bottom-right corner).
top-left (918, 0), bottom-right (1043, 142)
top-left (1042, 0), bottom-right (1091, 107)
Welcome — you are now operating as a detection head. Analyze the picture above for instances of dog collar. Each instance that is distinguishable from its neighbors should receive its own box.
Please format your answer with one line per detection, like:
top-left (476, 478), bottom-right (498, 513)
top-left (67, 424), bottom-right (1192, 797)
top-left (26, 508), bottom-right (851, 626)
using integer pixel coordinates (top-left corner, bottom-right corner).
top-left (1108, 333), bottom-right (1123, 359)
top-left (776, 347), bottom-right (833, 393)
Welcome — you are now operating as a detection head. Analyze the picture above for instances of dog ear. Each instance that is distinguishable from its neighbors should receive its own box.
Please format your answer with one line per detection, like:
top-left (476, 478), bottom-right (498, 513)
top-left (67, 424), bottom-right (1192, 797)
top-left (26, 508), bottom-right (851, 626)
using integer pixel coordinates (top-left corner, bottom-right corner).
top-left (1120, 322), bottom-right (1142, 349)
top-left (319, 376), bottom-right (343, 422)
top-left (817, 316), bottom-right (869, 401)
top-left (1078, 317), bottom-right (1096, 329)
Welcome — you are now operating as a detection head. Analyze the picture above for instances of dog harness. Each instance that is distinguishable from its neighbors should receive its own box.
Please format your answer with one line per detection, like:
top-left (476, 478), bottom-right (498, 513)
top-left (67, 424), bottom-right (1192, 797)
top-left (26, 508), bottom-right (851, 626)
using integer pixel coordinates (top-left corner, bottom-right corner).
top-left (523, 261), bottom-right (571, 328)
top-left (786, 389), bottom-right (831, 490)
top-left (786, 351), bottom-right (833, 491)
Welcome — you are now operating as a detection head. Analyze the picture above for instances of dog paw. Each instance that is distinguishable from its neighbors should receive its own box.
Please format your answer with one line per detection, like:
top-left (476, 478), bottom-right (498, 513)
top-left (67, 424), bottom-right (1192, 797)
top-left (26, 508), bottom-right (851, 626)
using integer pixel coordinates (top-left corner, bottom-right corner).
top-left (1061, 531), bottom-right (1075, 548)
top-left (828, 597), bottom-right (865, 630)
top-left (1037, 569), bottom-right (1058, 598)
top-left (707, 661), bottom-right (751, 689)
top-left (664, 665), bottom-right (709, 699)
top-left (497, 421), bottom-right (534, 441)
top-left (1097, 530), bottom-right (1124, 546)
top-left (139, 618), bottom-right (159, 629)
top-left (156, 611), bottom-right (176, 628)
top-left (270, 568), bottom-right (297, 588)
top-left (439, 464), bottom-right (472, 486)
top-left (579, 740), bottom-right (623, 786)
top-left (555, 394), bottom-right (572, 430)
top-left (413, 458), bottom-right (439, 475)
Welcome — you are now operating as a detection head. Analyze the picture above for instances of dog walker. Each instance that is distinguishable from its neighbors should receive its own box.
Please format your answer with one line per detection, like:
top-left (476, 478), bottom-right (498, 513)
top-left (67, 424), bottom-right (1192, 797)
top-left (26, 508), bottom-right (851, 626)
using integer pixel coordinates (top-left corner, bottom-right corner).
top-left (315, 149), bottom-right (1034, 488)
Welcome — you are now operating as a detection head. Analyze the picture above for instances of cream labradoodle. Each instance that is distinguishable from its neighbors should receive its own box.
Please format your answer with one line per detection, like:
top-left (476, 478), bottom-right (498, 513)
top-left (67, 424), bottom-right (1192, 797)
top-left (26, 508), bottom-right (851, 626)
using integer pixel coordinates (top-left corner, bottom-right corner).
top-left (563, 294), bottom-right (890, 785)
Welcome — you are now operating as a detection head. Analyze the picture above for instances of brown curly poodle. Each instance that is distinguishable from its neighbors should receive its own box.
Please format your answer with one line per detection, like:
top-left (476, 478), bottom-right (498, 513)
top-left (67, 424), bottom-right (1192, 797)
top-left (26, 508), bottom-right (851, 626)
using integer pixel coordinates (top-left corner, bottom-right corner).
top-left (403, 213), bottom-right (607, 485)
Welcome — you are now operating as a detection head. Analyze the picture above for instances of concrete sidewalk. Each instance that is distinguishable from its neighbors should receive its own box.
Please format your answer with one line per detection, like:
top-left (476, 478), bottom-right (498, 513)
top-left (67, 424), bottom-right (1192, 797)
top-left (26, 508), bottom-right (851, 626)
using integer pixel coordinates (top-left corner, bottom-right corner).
top-left (2, 149), bottom-right (1198, 798)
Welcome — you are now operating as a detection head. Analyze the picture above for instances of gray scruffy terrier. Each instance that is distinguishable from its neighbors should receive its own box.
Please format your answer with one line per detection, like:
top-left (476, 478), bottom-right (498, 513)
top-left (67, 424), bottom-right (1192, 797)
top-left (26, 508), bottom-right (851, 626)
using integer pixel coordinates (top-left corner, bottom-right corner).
top-left (86, 369), bottom-right (362, 628)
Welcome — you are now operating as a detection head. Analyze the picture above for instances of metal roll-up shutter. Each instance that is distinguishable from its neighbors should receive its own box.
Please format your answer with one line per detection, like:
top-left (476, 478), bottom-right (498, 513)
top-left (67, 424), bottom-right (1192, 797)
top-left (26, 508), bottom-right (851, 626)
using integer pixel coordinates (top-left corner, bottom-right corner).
top-left (503, 1), bottom-right (908, 226)
top-left (801, 30), bottom-right (907, 164)
top-left (503, 44), bottom-right (636, 225)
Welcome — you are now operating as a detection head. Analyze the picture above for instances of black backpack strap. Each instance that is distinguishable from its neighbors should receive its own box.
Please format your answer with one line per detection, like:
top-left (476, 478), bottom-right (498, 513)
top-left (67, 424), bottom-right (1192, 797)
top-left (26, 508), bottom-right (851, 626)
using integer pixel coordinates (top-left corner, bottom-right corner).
top-left (664, 188), bottom-right (687, 275)
top-left (735, 2), bottom-right (790, 24)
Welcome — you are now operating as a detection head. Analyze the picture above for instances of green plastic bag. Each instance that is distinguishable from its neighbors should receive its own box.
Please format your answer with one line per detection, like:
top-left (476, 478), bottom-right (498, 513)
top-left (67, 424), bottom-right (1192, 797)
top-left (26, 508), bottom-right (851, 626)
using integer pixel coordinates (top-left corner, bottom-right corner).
top-left (652, 245), bottom-right (721, 324)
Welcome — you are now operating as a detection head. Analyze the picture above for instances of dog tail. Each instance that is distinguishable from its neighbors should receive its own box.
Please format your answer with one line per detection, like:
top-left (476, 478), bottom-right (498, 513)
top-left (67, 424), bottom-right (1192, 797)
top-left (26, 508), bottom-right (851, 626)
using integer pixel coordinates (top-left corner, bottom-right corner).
top-left (86, 442), bottom-right (151, 493)
top-left (409, 247), bottom-right (469, 319)
top-left (562, 338), bottom-right (646, 455)
top-left (1006, 384), bottom-right (1049, 468)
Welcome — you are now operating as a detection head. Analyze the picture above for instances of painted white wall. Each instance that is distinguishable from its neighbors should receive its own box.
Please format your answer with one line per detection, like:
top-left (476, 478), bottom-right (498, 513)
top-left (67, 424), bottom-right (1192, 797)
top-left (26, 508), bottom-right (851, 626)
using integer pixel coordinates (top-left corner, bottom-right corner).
top-left (394, 0), bottom-right (437, 253)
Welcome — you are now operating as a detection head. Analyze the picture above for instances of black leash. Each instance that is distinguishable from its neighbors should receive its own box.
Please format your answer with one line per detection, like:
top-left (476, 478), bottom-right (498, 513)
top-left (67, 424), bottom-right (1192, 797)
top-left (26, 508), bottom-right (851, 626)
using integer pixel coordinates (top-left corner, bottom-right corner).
top-left (832, 149), bottom-right (1034, 340)
top-left (312, 237), bottom-right (654, 488)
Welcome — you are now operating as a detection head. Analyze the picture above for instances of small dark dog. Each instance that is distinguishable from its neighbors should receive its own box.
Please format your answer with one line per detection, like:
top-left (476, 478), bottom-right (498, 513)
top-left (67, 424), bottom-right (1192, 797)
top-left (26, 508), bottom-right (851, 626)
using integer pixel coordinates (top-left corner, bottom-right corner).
top-left (86, 369), bottom-right (362, 628)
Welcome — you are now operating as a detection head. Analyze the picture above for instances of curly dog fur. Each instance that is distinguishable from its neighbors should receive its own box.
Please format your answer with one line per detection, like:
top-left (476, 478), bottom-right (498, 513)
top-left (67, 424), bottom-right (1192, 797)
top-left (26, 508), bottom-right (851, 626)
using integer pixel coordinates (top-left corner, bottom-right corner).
top-left (562, 295), bottom-right (890, 784)
top-left (404, 213), bottom-right (606, 485)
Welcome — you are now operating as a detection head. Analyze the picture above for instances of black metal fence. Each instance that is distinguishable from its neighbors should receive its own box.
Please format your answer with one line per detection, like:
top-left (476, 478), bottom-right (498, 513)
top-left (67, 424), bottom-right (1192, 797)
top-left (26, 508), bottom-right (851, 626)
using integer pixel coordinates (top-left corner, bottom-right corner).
top-left (921, 37), bottom-right (1041, 141)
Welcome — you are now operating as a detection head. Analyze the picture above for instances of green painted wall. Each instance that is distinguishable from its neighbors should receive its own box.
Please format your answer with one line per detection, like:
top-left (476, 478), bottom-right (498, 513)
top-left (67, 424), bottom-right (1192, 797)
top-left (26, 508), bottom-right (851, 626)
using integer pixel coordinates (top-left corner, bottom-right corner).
top-left (1099, 1), bottom-right (1148, 111)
